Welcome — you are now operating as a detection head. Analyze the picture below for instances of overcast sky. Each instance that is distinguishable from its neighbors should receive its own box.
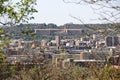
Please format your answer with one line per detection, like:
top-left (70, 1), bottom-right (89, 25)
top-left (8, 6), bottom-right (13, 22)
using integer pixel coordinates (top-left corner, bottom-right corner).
top-left (28, 0), bottom-right (105, 25)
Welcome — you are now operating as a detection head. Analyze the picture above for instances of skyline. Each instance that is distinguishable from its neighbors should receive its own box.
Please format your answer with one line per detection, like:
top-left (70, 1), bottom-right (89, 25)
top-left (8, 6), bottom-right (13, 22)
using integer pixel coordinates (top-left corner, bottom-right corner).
top-left (28, 0), bottom-right (103, 26)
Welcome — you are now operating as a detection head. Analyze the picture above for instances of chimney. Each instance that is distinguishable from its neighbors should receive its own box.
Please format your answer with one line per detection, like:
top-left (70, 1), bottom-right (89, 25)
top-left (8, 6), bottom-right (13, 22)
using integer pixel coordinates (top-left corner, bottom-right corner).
top-left (80, 52), bottom-right (83, 60)
top-left (55, 35), bottom-right (60, 46)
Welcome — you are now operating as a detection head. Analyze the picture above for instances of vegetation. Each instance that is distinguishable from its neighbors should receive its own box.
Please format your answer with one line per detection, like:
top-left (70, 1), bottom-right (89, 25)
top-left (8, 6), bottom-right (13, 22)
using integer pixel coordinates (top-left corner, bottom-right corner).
top-left (2, 23), bottom-right (114, 40)
top-left (0, 0), bottom-right (120, 80)
top-left (0, 0), bottom-right (37, 25)
top-left (0, 62), bottom-right (120, 80)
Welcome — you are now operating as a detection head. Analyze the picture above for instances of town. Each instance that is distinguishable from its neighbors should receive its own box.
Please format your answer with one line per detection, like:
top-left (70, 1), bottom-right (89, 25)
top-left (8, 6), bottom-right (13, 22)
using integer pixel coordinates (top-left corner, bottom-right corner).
top-left (3, 25), bottom-right (120, 68)
top-left (0, 0), bottom-right (120, 80)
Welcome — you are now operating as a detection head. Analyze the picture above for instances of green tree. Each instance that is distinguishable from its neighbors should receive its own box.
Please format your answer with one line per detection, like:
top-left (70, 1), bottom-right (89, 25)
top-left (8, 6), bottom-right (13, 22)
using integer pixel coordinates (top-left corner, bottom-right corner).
top-left (0, 0), bottom-right (37, 79)
top-left (22, 26), bottom-right (36, 40)
top-left (0, 0), bottom-right (37, 25)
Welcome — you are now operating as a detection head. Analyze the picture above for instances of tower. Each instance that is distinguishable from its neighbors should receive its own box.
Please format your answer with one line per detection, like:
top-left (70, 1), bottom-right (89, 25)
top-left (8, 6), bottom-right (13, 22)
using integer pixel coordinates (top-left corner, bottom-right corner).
top-left (55, 35), bottom-right (60, 46)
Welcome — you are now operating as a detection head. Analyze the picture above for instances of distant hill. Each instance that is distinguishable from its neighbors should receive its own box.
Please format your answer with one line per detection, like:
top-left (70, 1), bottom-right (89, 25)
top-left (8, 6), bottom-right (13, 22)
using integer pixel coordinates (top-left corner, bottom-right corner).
top-left (2, 23), bottom-right (113, 40)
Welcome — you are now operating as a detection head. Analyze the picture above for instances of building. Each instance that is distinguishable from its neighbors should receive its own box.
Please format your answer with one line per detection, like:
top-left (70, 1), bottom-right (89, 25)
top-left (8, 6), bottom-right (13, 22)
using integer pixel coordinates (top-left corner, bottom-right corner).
top-left (80, 37), bottom-right (90, 44)
top-left (55, 35), bottom-right (60, 46)
top-left (114, 36), bottom-right (119, 46)
top-left (106, 36), bottom-right (120, 47)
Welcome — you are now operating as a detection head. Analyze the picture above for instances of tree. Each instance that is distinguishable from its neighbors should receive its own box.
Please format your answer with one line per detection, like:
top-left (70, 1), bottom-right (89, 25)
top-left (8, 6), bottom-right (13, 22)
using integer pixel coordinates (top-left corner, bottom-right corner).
top-left (22, 26), bottom-right (36, 40)
top-left (0, 0), bottom-right (37, 46)
top-left (0, 0), bottom-right (37, 45)
top-left (0, 0), bottom-right (37, 79)
top-left (0, 0), bottom-right (37, 26)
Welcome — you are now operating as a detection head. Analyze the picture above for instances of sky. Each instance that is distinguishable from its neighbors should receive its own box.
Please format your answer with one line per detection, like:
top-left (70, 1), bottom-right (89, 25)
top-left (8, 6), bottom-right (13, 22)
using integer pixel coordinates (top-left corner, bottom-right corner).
top-left (28, 0), bottom-right (104, 25)
top-left (0, 0), bottom-right (103, 26)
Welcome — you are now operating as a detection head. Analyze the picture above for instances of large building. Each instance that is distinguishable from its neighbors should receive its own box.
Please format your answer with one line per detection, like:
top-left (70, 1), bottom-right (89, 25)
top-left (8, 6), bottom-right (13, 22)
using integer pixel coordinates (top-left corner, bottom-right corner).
top-left (55, 35), bottom-right (60, 46)
top-left (35, 28), bottom-right (82, 36)
top-left (106, 36), bottom-right (120, 47)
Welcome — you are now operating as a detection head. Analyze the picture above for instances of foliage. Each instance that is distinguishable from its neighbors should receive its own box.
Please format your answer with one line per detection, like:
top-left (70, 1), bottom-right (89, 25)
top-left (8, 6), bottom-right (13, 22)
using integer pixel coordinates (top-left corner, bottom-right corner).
top-left (0, 0), bottom-right (37, 25)
top-left (21, 26), bottom-right (36, 40)
top-left (0, 28), bottom-right (10, 48)
top-left (0, 51), bottom-right (16, 80)
top-left (3, 23), bottom-right (113, 40)
top-left (1, 63), bottom-right (119, 80)
top-left (0, 0), bottom-right (37, 79)
top-left (0, 0), bottom-right (120, 80)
